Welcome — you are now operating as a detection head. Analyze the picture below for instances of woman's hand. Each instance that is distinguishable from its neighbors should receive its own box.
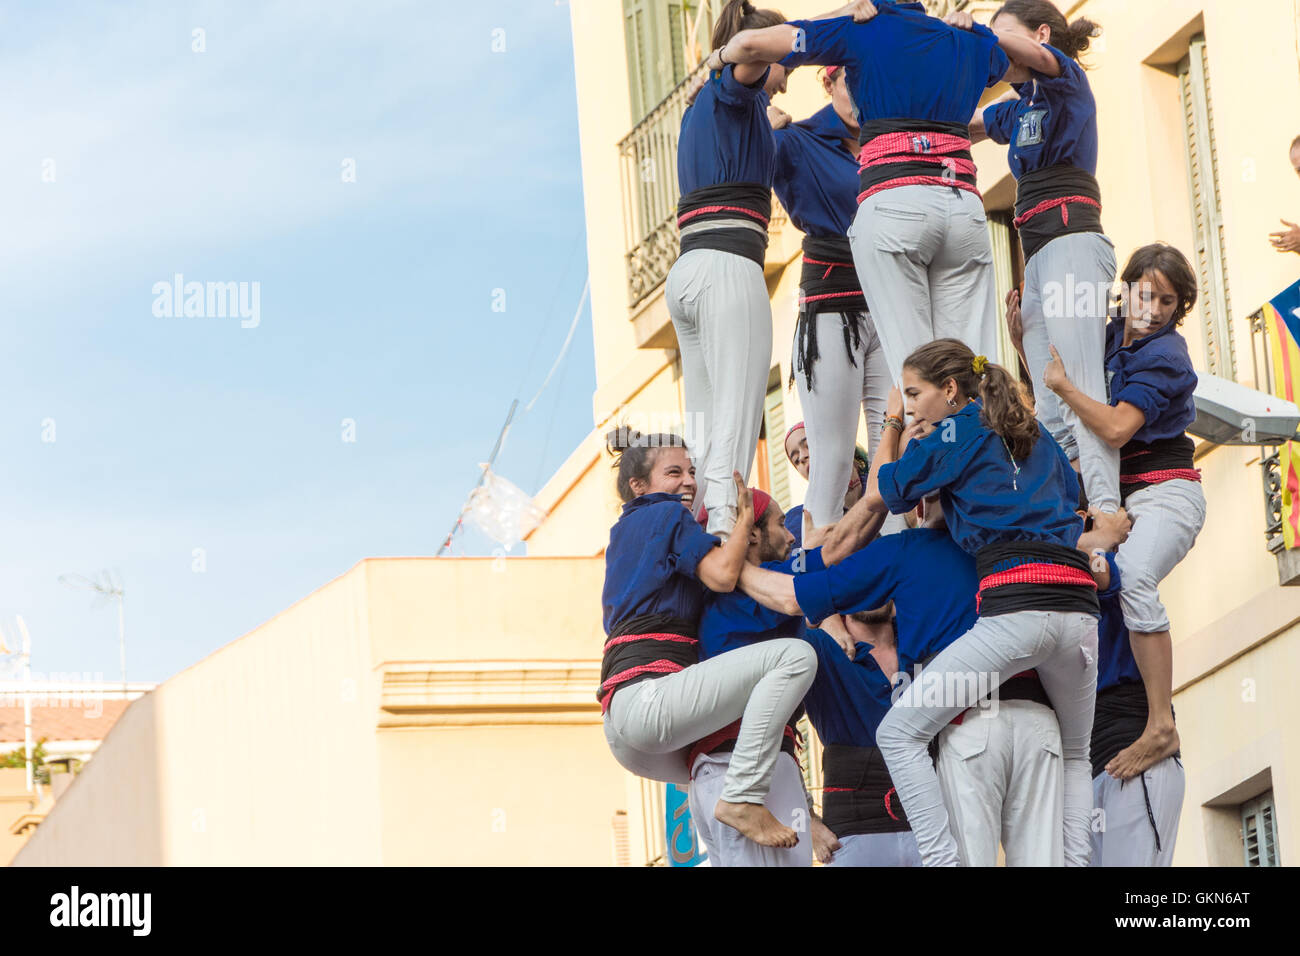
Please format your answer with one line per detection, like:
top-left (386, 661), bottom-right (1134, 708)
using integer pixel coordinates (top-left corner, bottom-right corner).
top-left (704, 47), bottom-right (725, 72)
top-left (944, 9), bottom-right (974, 29)
top-left (767, 104), bottom-right (792, 129)
top-left (1270, 218), bottom-right (1300, 254)
top-left (733, 471), bottom-right (754, 528)
top-left (1043, 344), bottom-right (1071, 394)
top-left (885, 384), bottom-right (905, 422)
top-left (1005, 287), bottom-right (1025, 353)
top-left (685, 70), bottom-right (709, 105)
top-left (840, 0), bottom-right (878, 22)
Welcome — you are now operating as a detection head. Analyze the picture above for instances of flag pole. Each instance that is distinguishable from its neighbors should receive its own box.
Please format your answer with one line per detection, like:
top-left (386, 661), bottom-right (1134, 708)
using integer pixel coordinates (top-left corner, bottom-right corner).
top-left (18, 616), bottom-right (32, 794)
top-left (437, 399), bottom-right (518, 556)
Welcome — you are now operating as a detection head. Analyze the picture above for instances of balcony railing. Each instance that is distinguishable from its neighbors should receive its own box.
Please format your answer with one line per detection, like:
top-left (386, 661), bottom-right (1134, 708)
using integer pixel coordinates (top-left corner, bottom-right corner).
top-left (1250, 306), bottom-right (1292, 559)
top-left (618, 67), bottom-right (788, 311)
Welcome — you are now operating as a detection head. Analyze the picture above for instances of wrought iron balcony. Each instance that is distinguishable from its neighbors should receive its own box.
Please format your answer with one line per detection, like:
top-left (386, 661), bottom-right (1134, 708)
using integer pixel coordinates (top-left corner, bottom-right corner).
top-left (619, 67), bottom-right (788, 311)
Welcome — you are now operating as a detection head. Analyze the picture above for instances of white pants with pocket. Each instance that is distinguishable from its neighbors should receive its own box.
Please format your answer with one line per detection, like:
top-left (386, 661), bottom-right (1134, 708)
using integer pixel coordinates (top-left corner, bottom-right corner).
top-left (875, 610), bottom-right (1098, 867)
top-left (935, 699), bottom-right (1064, 866)
top-left (667, 248), bottom-right (773, 537)
top-left (689, 751), bottom-right (813, 867)
top-left (847, 185), bottom-right (999, 387)
top-left (1019, 232), bottom-right (1119, 511)
top-left (603, 638), bottom-right (817, 802)
top-left (1091, 755), bottom-right (1184, 866)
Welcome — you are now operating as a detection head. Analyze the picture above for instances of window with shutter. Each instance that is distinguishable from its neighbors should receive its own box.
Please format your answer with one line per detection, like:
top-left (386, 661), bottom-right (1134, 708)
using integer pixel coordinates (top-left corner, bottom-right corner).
top-left (624, 1), bottom-right (651, 121)
top-left (763, 370), bottom-right (792, 511)
top-left (1178, 34), bottom-right (1236, 379)
top-left (987, 211), bottom-right (1025, 382)
top-left (1241, 791), bottom-right (1281, 866)
top-left (624, 1), bottom-right (716, 124)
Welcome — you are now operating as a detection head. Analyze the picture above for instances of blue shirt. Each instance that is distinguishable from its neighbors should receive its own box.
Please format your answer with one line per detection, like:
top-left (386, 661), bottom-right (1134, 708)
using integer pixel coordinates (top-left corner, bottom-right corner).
top-left (1095, 552), bottom-right (1140, 691)
top-left (793, 528), bottom-right (978, 677)
top-left (1105, 317), bottom-right (1198, 444)
top-left (678, 64), bottom-right (776, 194)
top-left (773, 104), bottom-right (859, 236)
top-left (802, 629), bottom-right (897, 747)
top-left (698, 548), bottom-right (826, 659)
top-left (601, 492), bottom-right (720, 635)
top-left (982, 44), bottom-right (1098, 178)
top-left (780, 7), bottom-right (1008, 125)
top-left (877, 402), bottom-right (1084, 554)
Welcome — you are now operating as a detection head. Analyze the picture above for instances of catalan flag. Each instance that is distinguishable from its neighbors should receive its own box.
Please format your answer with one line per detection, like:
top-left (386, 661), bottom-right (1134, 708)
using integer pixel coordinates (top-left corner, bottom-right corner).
top-left (1262, 278), bottom-right (1300, 548)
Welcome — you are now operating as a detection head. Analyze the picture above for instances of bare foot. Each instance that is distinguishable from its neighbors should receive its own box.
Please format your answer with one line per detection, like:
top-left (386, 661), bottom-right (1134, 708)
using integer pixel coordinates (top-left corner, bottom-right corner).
top-left (810, 816), bottom-right (841, 864)
top-left (714, 800), bottom-right (799, 848)
top-left (1106, 721), bottom-right (1179, 780)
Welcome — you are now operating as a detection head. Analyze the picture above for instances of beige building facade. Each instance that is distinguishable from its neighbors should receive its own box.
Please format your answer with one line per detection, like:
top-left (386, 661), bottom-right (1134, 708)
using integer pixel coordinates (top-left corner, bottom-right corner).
top-left (14, 0), bottom-right (1299, 866)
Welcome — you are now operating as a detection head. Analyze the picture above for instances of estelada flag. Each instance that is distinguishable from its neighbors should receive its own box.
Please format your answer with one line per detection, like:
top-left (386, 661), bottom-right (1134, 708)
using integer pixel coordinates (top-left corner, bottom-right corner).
top-left (1262, 278), bottom-right (1300, 548)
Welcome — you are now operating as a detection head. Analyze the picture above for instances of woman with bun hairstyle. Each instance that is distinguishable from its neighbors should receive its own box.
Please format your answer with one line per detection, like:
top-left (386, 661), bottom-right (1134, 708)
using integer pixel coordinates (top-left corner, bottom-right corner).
top-left (710, 1), bottom-right (1011, 388)
top-left (600, 428), bottom-right (818, 847)
top-left (953, 0), bottom-right (1119, 515)
top-left (1040, 243), bottom-right (1205, 781)
top-left (818, 339), bottom-right (1105, 866)
top-left (668, 0), bottom-right (789, 540)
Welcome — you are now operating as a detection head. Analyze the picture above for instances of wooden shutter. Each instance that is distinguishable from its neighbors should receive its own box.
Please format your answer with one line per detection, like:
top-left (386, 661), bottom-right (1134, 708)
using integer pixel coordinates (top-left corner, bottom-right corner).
top-left (987, 211), bottom-right (1021, 381)
top-left (624, 0), bottom-right (652, 122)
top-left (1179, 34), bottom-right (1236, 379)
top-left (763, 370), bottom-right (792, 511)
top-left (1242, 792), bottom-right (1281, 866)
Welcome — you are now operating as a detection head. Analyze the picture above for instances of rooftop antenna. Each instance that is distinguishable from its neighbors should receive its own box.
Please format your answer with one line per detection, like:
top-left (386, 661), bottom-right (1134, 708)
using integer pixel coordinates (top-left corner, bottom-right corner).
top-left (59, 569), bottom-right (126, 697)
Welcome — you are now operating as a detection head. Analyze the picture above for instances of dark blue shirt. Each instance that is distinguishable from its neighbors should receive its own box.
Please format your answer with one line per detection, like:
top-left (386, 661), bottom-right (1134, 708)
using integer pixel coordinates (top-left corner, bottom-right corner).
top-left (802, 629), bottom-right (897, 747)
top-left (678, 64), bottom-right (776, 194)
top-left (982, 44), bottom-right (1098, 178)
top-left (698, 548), bottom-right (826, 659)
top-left (780, 7), bottom-right (1008, 125)
top-left (773, 104), bottom-right (858, 236)
top-left (877, 402), bottom-right (1084, 554)
top-left (1095, 552), bottom-right (1140, 691)
top-left (794, 528), bottom-right (977, 677)
top-left (601, 492), bottom-right (720, 635)
top-left (1105, 317), bottom-right (1198, 443)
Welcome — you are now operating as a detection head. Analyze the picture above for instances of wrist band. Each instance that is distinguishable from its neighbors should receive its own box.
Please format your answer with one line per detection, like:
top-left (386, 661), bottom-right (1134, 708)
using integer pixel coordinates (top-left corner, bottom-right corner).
top-left (883, 416), bottom-right (904, 433)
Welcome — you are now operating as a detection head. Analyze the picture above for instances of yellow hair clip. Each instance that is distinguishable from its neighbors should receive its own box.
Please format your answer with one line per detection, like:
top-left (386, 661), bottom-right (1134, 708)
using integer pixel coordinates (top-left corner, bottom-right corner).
top-left (972, 354), bottom-right (988, 375)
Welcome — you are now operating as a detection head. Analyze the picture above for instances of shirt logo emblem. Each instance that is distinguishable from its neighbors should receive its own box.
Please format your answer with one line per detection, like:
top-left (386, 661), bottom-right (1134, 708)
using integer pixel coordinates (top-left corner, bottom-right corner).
top-left (1016, 108), bottom-right (1047, 147)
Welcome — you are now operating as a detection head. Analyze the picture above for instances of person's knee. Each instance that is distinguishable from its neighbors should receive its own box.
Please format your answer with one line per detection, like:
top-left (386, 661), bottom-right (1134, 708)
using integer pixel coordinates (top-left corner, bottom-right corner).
top-left (779, 639), bottom-right (818, 677)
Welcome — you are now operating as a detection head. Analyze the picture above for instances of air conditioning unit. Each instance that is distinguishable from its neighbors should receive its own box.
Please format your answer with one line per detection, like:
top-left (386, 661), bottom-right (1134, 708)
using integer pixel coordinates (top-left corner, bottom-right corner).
top-left (1191, 373), bottom-right (1300, 446)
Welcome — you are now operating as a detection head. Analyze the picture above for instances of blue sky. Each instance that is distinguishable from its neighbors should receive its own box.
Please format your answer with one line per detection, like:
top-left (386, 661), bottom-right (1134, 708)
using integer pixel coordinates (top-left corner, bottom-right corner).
top-left (0, 0), bottom-right (595, 681)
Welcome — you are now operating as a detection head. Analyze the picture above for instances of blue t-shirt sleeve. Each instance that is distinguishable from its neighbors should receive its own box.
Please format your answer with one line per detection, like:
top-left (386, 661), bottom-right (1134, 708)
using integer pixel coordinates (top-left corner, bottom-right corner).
top-left (970, 22), bottom-right (1010, 86)
top-left (1032, 43), bottom-right (1082, 89)
top-left (666, 507), bottom-right (720, 578)
top-left (772, 127), bottom-right (798, 198)
top-left (876, 431), bottom-right (966, 513)
top-left (1110, 350), bottom-right (1194, 428)
top-left (793, 537), bottom-right (899, 624)
top-left (714, 63), bottom-right (770, 109)
top-left (982, 98), bottom-right (1018, 145)
top-left (796, 546), bottom-right (826, 574)
top-left (780, 17), bottom-right (856, 69)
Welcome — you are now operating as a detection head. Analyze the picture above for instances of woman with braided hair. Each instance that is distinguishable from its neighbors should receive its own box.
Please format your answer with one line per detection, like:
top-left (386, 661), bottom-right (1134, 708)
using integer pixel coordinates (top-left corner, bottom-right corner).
top-left (819, 339), bottom-right (1119, 866)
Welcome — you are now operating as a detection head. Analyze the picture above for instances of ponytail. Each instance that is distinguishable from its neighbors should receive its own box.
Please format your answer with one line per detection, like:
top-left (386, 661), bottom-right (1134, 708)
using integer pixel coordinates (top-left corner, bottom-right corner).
top-left (605, 427), bottom-right (688, 503)
top-left (903, 339), bottom-right (1039, 462)
top-left (992, 0), bottom-right (1100, 63)
top-left (712, 0), bottom-right (785, 50)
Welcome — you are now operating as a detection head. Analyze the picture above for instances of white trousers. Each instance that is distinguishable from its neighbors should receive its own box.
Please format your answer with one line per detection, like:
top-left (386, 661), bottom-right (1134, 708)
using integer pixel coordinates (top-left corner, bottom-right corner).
top-left (1020, 232), bottom-right (1119, 511)
top-left (688, 752), bottom-right (813, 867)
top-left (1091, 756), bottom-right (1184, 867)
top-left (667, 248), bottom-right (773, 537)
top-left (847, 185), bottom-right (999, 387)
top-left (603, 638), bottom-right (817, 801)
top-left (935, 699), bottom-right (1064, 866)
top-left (1115, 480), bottom-right (1207, 633)
top-left (875, 610), bottom-right (1098, 867)
top-left (795, 312), bottom-right (890, 527)
top-left (824, 831), bottom-right (922, 867)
